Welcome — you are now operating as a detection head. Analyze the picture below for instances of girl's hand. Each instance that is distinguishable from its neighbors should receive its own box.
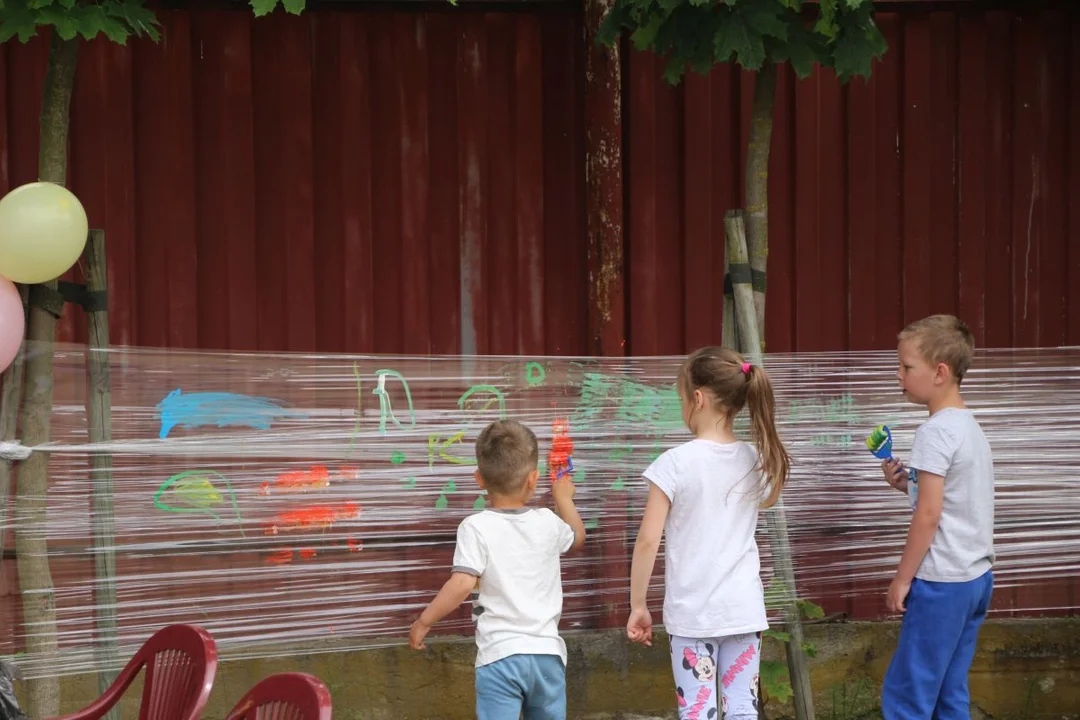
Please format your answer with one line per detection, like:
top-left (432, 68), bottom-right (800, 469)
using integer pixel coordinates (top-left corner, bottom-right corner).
top-left (626, 607), bottom-right (653, 646)
top-left (882, 459), bottom-right (908, 493)
top-left (409, 618), bottom-right (431, 650)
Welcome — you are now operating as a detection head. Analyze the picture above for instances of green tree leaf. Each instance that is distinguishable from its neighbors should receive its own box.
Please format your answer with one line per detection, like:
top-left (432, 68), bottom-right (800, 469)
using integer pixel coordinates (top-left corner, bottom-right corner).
top-left (630, 15), bottom-right (662, 51)
top-left (760, 659), bottom-right (793, 703)
top-left (833, 8), bottom-right (887, 81)
top-left (797, 597), bottom-right (825, 620)
top-left (743, 0), bottom-right (788, 42)
top-left (250, 0), bottom-right (278, 17)
top-left (712, 9), bottom-right (766, 69)
top-left (762, 628), bottom-right (791, 643)
top-left (282, 0), bottom-right (306, 14)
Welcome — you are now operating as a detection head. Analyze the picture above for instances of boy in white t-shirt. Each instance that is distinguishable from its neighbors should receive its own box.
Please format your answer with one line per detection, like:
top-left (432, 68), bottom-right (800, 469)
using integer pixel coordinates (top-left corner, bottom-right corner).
top-left (410, 419), bottom-right (586, 720)
top-left (880, 314), bottom-right (995, 719)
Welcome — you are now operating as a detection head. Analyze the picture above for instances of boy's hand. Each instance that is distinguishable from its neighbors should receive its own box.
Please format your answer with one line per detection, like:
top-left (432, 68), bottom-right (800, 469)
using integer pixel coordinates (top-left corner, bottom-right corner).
top-left (409, 618), bottom-right (431, 650)
top-left (886, 577), bottom-right (910, 614)
top-left (627, 606), bottom-right (653, 646)
top-left (551, 473), bottom-right (576, 503)
top-left (882, 459), bottom-right (908, 493)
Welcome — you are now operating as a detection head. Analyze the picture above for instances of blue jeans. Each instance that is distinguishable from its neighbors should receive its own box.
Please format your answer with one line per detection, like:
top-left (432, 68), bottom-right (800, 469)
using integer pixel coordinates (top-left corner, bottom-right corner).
top-left (475, 654), bottom-right (566, 720)
top-left (882, 571), bottom-right (993, 719)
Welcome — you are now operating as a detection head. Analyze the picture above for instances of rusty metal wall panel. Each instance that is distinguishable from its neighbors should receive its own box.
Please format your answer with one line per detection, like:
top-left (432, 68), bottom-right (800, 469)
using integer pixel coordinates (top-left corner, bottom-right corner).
top-left (625, 4), bottom-right (1080, 356)
top-left (0, 6), bottom-right (587, 356)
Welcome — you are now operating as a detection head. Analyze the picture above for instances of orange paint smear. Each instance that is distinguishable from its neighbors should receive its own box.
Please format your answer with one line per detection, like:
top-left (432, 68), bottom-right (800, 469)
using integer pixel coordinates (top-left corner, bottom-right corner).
top-left (257, 466), bottom-right (362, 497)
top-left (548, 418), bottom-right (574, 481)
top-left (258, 465), bottom-right (332, 497)
top-left (263, 502), bottom-right (360, 535)
top-left (266, 549), bottom-right (294, 565)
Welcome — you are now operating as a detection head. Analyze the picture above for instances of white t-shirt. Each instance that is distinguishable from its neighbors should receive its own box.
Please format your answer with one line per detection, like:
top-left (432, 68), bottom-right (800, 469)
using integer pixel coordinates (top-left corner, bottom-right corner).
top-left (452, 508), bottom-right (576, 667)
top-left (908, 407), bottom-right (995, 582)
top-left (644, 439), bottom-right (769, 638)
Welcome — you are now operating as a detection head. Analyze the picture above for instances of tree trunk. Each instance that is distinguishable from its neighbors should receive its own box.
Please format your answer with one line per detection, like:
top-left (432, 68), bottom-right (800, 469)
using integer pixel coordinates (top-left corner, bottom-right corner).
top-left (744, 62), bottom-right (776, 352)
top-left (15, 31), bottom-right (79, 719)
top-left (724, 211), bottom-right (815, 720)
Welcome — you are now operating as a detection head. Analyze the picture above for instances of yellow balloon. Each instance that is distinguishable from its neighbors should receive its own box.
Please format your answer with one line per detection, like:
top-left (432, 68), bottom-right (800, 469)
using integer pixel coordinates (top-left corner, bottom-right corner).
top-left (0, 182), bottom-right (88, 284)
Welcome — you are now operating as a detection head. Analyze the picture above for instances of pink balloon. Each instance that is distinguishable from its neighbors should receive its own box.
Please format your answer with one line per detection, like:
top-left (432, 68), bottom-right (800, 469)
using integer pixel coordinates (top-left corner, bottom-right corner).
top-left (0, 276), bottom-right (24, 372)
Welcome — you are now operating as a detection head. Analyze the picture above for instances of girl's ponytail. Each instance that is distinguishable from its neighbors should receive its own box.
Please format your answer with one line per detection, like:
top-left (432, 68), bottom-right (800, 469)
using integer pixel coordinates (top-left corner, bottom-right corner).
top-left (745, 364), bottom-right (791, 508)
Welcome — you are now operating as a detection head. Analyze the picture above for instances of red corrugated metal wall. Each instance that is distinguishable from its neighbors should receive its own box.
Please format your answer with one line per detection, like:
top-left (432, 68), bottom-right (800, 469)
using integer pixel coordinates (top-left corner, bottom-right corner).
top-left (0, 4), bottom-right (1076, 356)
top-left (0, 2), bottom-right (1077, 631)
top-left (627, 5), bottom-right (1080, 355)
top-left (0, 5), bottom-right (588, 355)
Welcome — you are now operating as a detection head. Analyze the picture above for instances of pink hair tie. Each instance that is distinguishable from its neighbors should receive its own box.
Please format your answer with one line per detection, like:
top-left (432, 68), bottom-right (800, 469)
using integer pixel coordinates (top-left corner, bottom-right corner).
top-left (741, 362), bottom-right (752, 375)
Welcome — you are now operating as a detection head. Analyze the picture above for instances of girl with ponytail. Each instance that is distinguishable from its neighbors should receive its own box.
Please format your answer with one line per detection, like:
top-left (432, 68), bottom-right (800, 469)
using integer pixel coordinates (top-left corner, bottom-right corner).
top-left (626, 347), bottom-right (791, 720)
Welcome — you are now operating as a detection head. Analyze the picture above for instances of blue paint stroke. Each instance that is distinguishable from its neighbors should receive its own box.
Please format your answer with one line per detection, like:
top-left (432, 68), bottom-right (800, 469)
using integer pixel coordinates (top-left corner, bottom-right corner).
top-left (156, 389), bottom-right (302, 439)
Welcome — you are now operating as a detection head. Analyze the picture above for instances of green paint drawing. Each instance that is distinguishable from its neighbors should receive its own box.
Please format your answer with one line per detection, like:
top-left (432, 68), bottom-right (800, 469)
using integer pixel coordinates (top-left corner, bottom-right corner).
top-left (442, 480), bottom-right (458, 494)
top-left (372, 369), bottom-right (416, 434)
top-left (403, 477), bottom-right (417, 489)
top-left (473, 495), bottom-right (487, 510)
top-left (435, 495), bottom-right (449, 510)
top-left (390, 451), bottom-right (406, 465)
top-left (153, 470), bottom-right (245, 537)
top-left (584, 518), bottom-right (599, 530)
top-left (525, 362), bottom-right (546, 386)
top-left (429, 431), bottom-right (473, 467)
top-left (610, 477), bottom-right (626, 491)
top-left (458, 385), bottom-right (507, 418)
top-left (427, 385), bottom-right (511, 468)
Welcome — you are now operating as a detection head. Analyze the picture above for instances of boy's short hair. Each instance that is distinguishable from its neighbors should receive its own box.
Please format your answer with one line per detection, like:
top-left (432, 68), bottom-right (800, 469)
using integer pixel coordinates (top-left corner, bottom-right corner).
top-left (475, 420), bottom-right (538, 495)
top-left (898, 314), bottom-right (976, 383)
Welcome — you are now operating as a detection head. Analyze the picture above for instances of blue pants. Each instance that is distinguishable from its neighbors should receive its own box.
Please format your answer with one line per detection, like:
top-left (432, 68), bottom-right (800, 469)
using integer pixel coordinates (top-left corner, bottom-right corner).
top-left (476, 654), bottom-right (566, 720)
top-left (882, 571), bottom-right (993, 719)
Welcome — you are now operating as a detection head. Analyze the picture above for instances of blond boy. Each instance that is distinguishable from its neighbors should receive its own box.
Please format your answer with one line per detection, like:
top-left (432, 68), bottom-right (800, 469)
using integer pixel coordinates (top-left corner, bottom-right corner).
top-left (880, 315), bottom-right (995, 719)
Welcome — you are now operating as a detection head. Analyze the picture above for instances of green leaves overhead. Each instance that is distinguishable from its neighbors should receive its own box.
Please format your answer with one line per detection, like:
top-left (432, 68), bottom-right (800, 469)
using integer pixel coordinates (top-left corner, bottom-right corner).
top-left (0, 0), bottom-right (309, 46)
top-left (250, 0), bottom-right (308, 17)
top-left (599, 0), bottom-right (887, 84)
top-left (0, 0), bottom-right (159, 44)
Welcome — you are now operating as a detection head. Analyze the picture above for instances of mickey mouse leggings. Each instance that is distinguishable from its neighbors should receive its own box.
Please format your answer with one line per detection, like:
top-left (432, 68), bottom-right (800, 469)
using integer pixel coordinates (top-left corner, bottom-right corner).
top-left (669, 633), bottom-right (762, 720)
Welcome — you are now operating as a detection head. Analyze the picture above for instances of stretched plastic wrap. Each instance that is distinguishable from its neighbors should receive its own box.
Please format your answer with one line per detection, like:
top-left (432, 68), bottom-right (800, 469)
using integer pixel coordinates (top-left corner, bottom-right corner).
top-left (0, 344), bottom-right (1078, 679)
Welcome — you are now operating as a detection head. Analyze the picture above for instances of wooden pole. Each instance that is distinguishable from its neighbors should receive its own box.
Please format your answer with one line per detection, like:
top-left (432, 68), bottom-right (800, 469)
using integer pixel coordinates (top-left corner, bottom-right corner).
top-left (724, 210), bottom-right (815, 720)
top-left (84, 230), bottom-right (118, 719)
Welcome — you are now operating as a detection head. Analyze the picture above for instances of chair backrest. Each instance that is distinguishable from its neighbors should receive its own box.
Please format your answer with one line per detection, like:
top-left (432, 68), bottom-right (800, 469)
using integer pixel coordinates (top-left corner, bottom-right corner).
top-left (224, 672), bottom-right (332, 720)
top-left (133, 624), bottom-right (218, 720)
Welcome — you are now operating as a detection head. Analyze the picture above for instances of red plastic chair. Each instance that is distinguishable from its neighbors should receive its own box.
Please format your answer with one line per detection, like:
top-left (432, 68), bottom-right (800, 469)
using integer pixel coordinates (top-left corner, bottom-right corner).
top-left (51, 624), bottom-right (217, 720)
top-left (225, 672), bottom-right (332, 720)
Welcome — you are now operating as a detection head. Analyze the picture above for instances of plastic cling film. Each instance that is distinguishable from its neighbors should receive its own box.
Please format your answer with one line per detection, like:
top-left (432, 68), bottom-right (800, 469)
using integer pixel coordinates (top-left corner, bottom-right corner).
top-left (0, 344), bottom-right (1077, 679)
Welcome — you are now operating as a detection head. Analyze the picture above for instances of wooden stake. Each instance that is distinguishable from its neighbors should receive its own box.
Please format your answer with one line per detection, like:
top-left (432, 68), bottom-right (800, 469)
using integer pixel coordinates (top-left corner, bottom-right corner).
top-left (85, 230), bottom-right (119, 719)
top-left (725, 210), bottom-right (815, 720)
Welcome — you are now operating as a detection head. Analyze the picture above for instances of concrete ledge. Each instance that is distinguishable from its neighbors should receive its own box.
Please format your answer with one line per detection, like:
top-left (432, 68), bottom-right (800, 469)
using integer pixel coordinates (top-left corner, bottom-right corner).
top-left (23, 618), bottom-right (1080, 719)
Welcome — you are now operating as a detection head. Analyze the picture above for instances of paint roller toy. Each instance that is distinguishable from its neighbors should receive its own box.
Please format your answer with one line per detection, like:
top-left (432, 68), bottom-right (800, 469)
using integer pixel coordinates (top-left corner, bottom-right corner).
top-left (866, 424), bottom-right (918, 509)
top-left (865, 423), bottom-right (894, 460)
top-left (548, 418), bottom-right (574, 481)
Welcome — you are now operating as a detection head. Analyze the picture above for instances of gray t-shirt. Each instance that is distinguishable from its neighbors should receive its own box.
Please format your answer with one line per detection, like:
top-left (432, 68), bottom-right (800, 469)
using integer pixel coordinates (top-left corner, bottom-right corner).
top-left (908, 407), bottom-right (995, 582)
